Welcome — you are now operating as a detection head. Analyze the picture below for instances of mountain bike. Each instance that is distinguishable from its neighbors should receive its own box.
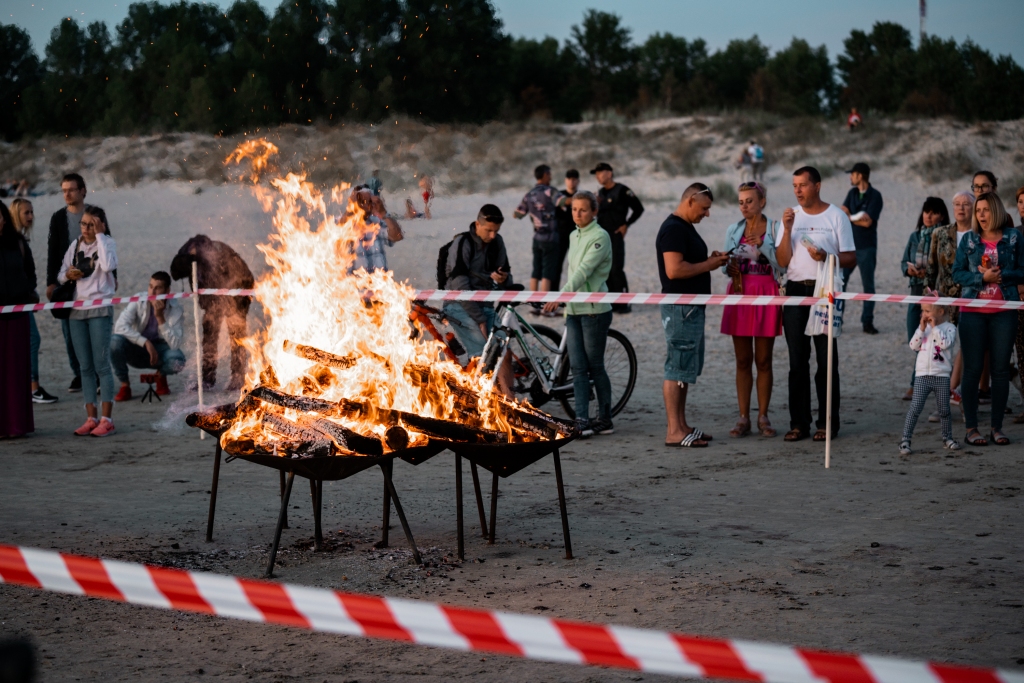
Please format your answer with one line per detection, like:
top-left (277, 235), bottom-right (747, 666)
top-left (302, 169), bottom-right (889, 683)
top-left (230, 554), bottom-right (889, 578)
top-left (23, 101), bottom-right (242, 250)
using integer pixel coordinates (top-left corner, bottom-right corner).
top-left (412, 301), bottom-right (636, 419)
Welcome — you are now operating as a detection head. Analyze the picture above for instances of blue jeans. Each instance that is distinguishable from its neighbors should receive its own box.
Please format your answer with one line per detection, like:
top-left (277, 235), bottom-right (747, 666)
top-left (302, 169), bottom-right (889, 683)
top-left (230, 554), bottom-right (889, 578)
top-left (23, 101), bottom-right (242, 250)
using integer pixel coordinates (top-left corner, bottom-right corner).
top-left (60, 317), bottom-right (82, 378)
top-left (959, 310), bottom-right (1018, 431)
top-left (565, 311), bottom-right (613, 421)
top-left (842, 246), bottom-right (876, 325)
top-left (442, 303), bottom-right (495, 359)
top-left (29, 313), bottom-right (40, 382)
top-left (110, 334), bottom-right (186, 383)
top-left (68, 315), bottom-right (114, 405)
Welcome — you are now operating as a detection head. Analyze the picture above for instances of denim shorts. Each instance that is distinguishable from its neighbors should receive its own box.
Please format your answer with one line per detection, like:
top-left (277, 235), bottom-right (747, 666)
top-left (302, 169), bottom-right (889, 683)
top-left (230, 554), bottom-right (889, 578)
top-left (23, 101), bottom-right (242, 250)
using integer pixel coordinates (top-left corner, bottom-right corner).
top-left (662, 304), bottom-right (705, 384)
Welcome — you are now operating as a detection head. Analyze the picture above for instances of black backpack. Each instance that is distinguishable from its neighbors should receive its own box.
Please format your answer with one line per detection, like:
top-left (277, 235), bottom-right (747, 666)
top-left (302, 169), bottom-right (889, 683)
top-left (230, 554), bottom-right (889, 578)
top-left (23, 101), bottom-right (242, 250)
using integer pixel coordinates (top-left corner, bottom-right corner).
top-left (437, 231), bottom-right (476, 288)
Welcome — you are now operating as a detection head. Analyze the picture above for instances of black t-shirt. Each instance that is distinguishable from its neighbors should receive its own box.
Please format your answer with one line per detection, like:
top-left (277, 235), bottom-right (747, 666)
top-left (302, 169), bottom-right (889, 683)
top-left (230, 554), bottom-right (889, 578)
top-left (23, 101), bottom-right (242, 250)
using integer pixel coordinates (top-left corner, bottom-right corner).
top-left (556, 189), bottom-right (576, 241)
top-left (656, 215), bottom-right (710, 295)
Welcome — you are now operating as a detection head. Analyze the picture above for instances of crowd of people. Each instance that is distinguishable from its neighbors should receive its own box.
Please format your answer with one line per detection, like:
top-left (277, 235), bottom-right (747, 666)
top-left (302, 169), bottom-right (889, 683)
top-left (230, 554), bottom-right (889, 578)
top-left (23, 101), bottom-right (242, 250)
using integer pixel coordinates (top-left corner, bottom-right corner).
top-left (1, 173), bottom-right (254, 439)
top-left (3, 164), bottom-right (1023, 454)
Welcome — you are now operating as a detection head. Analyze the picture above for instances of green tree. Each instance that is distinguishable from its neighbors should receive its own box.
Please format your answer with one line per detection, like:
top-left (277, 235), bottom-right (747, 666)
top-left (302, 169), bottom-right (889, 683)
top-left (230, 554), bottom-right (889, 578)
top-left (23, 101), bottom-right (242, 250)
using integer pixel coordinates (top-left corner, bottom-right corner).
top-left (836, 21), bottom-right (915, 113)
top-left (570, 9), bottom-right (636, 109)
top-left (636, 33), bottom-right (707, 111)
top-left (699, 36), bottom-right (768, 108)
top-left (0, 24), bottom-right (42, 139)
top-left (750, 38), bottom-right (834, 115)
top-left (506, 36), bottom-right (587, 121)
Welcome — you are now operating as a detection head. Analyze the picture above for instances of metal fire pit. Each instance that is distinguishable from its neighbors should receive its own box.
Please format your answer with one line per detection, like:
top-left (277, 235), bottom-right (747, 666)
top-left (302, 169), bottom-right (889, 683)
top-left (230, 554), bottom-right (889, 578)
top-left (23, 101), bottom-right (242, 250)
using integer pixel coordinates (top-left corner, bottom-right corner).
top-left (448, 433), bottom-right (578, 560)
top-left (189, 406), bottom-right (446, 577)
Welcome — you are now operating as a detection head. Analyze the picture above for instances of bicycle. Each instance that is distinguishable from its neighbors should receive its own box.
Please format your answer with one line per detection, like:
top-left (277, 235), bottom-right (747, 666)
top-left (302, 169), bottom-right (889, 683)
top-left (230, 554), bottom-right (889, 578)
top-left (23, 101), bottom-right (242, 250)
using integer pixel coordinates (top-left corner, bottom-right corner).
top-left (412, 301), bottom-right (637, 419)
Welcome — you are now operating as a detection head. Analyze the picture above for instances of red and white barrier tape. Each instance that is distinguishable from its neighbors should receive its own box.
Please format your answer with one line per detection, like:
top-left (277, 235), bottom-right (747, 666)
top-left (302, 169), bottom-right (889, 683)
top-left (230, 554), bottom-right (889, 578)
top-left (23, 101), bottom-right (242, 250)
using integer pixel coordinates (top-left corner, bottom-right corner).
top-left (4, 289), bottom-right (1023, 314)
top-left (0, 545), bottom-right (1018, 683)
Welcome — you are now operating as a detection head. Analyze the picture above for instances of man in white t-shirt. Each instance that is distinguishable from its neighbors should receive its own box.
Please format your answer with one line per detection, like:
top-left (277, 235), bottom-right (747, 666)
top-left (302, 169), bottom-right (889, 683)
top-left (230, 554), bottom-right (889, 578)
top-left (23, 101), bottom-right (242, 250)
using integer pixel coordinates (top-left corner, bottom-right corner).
top-left (775, 166), bottom-right (856, 443)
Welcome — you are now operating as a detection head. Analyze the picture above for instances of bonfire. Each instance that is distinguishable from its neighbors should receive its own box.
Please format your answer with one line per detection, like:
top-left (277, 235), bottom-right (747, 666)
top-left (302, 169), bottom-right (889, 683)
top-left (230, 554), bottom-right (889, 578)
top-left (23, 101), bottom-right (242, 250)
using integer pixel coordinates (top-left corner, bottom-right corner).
top-left (188, 141), bottom-right (571, 457)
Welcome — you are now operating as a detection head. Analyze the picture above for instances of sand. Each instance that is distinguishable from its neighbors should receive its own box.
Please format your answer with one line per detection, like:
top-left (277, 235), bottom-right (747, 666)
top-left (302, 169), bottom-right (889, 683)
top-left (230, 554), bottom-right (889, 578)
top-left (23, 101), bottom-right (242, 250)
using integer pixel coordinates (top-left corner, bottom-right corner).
top-left (2, 129), bottom-right (1023, 681)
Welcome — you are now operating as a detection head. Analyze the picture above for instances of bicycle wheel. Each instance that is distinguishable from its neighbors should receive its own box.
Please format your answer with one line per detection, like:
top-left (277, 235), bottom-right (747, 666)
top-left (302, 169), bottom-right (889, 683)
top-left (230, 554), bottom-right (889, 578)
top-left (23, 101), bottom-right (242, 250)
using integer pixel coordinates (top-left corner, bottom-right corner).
top-left (510, 324), bottom-right (562, 409)
top-left (557, 328), bottom-right (637, 419)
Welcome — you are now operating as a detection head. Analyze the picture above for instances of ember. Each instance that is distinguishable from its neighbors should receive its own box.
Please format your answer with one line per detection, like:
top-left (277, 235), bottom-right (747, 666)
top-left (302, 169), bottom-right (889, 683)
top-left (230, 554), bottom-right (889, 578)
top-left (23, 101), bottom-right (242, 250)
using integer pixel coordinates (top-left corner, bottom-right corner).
top-left (189, 140), bottom-right (573, 459)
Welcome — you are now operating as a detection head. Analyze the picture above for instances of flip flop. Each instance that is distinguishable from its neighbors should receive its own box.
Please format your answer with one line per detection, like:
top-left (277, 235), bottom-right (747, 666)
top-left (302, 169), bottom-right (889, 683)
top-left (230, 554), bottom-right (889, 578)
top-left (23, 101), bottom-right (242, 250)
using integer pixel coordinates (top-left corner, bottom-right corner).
top-left (665, 431), bottom-right (709, 448)
top-left (691, 428), bottom-right (713, 442)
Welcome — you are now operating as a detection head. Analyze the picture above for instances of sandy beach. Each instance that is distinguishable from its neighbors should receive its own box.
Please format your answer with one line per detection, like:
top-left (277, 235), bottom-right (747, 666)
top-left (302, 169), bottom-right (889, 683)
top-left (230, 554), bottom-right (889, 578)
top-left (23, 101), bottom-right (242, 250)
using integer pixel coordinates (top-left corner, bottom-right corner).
top-left (2, 119), bottom-right (1023, 681)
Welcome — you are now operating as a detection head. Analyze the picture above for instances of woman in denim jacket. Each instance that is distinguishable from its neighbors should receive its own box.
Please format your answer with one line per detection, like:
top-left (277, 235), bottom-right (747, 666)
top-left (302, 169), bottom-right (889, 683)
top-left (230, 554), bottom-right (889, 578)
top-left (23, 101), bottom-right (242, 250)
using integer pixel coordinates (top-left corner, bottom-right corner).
top-left (952, 192), bottom-right (1023, 446)
top-left (900, 197), bottom-right (948, 398)
top-left (719, 181), bottom-right (783, 437)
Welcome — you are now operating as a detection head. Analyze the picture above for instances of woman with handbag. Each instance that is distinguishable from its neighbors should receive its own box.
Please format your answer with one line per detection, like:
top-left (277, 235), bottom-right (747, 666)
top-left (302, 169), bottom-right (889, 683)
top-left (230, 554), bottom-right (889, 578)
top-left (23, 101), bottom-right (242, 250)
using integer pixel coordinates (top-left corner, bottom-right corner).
top-left (720, 181), bottom-right (783, 437)
top-left (57, 205), bottom-right (118, 437)
top-left (0, 201), bottom-right (37, 438)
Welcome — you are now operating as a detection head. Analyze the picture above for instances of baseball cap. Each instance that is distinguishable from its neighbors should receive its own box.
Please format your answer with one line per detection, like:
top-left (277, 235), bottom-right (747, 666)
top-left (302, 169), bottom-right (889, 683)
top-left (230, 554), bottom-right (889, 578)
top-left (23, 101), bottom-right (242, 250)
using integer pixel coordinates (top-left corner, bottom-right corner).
top-left (845, 162), bottom-right (871, 175)
top-left (477, 204), bottom-right (505, 225)
top-left (589, 162), bottom-right (613, 174)
top-left (565, 169), bottom-right (580, 179)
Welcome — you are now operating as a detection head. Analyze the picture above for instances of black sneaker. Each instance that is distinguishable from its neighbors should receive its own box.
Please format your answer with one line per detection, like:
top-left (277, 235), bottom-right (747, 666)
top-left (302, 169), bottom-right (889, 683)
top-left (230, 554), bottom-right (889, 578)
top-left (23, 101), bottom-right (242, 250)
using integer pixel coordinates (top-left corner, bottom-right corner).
top-left (863, 323), bottom-right (879, 335)
top-left (32, 387), bottom-right (59, 404)
top-left (590, 417), bottom-right (615, 435)
top-left (612, 304), bottom-right (632, 314)
top-left (68, 376), bottom-right (82, 393)
top-left (574, 418), bottom-right (593, 437)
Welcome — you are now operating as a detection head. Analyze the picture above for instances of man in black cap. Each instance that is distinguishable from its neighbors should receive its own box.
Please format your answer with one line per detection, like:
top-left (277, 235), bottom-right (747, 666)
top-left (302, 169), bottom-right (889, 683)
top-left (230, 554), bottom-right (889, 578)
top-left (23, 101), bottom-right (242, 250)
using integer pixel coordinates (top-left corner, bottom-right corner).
top-left (840, 162), bottom-right (884, 334)
top-left (592, 162), bottom-right (644, 313)
top-left (553, 169), bottom-right (580, 288)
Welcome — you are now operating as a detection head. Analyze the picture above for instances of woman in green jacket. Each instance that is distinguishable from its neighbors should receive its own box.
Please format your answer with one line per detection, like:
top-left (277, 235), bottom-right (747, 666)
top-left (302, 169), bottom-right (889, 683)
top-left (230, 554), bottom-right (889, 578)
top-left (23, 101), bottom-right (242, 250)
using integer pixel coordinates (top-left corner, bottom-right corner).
top-left (544, 191), bottom-right (613, 436)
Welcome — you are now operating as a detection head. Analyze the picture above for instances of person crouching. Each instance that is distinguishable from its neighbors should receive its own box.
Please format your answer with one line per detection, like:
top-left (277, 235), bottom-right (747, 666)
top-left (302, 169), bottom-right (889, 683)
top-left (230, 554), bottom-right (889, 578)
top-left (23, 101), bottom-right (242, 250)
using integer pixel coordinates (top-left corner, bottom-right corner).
top-left (111, 271), bottom-right (185, 400)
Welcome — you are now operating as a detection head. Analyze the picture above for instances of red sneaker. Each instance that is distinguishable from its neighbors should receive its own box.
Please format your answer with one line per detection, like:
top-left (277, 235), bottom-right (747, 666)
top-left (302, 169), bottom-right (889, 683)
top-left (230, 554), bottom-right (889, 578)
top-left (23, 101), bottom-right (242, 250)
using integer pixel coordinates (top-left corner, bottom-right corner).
top-left (90, 419), bottom-right (116, 437)
top-left (114, 385), bottom-right (132, 402)
top-left (155, 374), bottom-right (171, 396)
top-left (74, 418), bottom-right (99, 436)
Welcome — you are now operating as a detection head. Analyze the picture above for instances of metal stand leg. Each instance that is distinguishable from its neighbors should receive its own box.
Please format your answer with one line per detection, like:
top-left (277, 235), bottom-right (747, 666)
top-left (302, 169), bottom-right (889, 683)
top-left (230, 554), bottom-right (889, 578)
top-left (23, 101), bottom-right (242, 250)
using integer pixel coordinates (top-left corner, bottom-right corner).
top-left (310, 478), bottom-right (323, 551)
top-left (379, 464), bottom-right (422, 565)
top-left (470, 462), bottom-right (488, 537)
top-left (205, 443), bottom-right (222, 543)
top-left (378, 460), bottom-right (392, 548)
top-left (552, 448), bottom-right (572, 560)
top-left (456, 455), bottom-right (464, 561)
top-left (279, 470), bottom-right (289, 529)
top-left (488, 472), bottom-right (499, 545)
top-left (266, 471), bottom-right (295, 578)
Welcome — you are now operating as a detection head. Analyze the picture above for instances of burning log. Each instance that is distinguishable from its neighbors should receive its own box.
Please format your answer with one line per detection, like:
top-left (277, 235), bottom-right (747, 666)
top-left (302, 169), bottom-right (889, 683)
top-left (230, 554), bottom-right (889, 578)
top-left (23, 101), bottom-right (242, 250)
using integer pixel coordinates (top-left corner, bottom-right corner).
top-left (186, 403), bottom-right (238, 435)
top-left (250, 385), bottom-right (338, 413)
top-left (385, 426), bottom-right (410, 451)
top-left (295, 415), bottom-right (384, 456)
top-left (262, 413), bottom-right (335, 457)
top-left (283, 340), bottom-right (357, 369)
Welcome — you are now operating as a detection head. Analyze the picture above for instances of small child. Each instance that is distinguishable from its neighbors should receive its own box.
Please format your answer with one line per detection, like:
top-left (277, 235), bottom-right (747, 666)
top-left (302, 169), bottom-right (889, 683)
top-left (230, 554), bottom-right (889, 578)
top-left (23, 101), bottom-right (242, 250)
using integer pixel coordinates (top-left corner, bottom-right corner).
top-left (900, 304), bottom-right (960, 454)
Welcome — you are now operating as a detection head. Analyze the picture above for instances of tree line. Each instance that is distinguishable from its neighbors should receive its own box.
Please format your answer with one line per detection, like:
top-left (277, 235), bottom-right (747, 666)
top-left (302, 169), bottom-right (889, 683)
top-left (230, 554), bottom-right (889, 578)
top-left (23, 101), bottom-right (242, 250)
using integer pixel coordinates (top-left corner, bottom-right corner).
top-left (1, 1), bottom-right (1022, 140)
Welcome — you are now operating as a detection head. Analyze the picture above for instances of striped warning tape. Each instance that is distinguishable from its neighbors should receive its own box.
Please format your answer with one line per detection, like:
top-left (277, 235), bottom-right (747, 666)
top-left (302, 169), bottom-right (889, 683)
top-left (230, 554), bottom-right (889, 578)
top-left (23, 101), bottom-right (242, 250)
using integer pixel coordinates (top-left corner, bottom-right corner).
top-left (0, 545), bottom-right (1018, 683)
top-left (3, 288), bottom-right (1022, 314)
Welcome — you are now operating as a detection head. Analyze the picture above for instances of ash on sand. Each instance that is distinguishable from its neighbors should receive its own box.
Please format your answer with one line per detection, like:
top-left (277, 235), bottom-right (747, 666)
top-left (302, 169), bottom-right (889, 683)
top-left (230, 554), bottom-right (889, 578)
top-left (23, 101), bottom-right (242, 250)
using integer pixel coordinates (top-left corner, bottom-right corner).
top-left (3, 117), bottom-right (1023, 681)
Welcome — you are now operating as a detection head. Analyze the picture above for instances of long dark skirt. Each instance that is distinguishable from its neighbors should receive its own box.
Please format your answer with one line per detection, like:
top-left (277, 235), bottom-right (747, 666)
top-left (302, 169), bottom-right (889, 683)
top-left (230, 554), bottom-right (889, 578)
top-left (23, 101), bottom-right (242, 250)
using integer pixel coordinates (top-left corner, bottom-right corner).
top-left (0, 313), bottom-right (34, 437)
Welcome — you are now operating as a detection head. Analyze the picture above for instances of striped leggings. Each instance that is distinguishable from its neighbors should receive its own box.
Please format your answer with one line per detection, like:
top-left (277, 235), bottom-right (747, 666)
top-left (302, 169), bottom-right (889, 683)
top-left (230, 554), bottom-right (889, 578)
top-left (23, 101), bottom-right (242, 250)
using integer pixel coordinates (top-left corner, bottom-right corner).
top-left (902, 375), bottom-right (952, 442)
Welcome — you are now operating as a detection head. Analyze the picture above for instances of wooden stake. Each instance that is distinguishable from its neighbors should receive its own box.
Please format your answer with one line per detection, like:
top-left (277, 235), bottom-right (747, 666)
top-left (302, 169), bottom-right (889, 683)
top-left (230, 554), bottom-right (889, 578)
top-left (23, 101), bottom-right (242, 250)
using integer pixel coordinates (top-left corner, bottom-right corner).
top-left (193, 261), bottom-right (205, 440)
top-left (825, 255), bottom-right (836, 468)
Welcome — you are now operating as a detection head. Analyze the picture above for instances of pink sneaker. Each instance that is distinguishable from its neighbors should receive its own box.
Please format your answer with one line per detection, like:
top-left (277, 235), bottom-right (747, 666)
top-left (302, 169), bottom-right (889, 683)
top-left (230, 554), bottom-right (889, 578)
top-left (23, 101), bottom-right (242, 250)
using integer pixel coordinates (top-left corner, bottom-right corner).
top-left (74, 418), bottom-right (99, 436)
top-left (90, 419), bottom-right (116, 437)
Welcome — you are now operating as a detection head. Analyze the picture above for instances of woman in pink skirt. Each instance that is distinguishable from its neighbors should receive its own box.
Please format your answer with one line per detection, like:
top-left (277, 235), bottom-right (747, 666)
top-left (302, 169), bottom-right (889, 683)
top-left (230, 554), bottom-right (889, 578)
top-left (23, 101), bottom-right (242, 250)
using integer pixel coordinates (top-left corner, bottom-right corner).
top-left (720, 181), bottom-right (783, 437)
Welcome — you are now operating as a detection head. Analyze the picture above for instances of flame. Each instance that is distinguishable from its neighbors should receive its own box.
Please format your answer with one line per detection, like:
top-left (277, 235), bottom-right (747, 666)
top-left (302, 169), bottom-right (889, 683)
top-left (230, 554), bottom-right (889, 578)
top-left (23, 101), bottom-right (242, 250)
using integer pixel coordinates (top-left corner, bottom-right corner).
top-left (221, 140), bottom-right (537, 456)
top-left (224, 139), bottom-right (280, 183)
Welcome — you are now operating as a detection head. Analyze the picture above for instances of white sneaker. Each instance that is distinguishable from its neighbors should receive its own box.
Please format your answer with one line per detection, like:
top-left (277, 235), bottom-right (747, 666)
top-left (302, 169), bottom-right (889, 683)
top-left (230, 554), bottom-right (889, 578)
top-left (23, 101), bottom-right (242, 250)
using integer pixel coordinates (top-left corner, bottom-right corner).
top-left (944, 438), bottom-right (961, 451)
top-left (899, 440), bottom-right (912, 455)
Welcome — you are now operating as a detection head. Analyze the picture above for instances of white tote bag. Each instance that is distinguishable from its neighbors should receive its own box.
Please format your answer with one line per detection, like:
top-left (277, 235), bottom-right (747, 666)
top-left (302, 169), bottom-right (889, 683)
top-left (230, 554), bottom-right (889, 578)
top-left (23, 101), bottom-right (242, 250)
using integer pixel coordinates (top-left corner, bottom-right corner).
top-left (804, 260), bottom-right (844, 338)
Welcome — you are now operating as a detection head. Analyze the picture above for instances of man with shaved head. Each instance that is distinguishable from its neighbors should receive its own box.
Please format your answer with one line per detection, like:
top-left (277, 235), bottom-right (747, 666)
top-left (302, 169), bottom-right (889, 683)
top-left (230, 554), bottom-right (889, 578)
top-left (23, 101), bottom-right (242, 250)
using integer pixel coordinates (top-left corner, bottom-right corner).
top-left (658, 183), bottom-right (729, 448)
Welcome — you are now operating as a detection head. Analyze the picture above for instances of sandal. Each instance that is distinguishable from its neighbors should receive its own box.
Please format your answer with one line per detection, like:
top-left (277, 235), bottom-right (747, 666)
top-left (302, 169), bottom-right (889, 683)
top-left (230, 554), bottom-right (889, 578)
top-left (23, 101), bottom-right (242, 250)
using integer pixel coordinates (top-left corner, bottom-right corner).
top-left (813, 429), bottom-right (827, 442)
top-left (691, 428), bottom-right (712, 442)
top-left (1014, 412), bottom-right (1024, 424)
top-left (964, 429), bottom-right (988, 446)
top-left (757, 416), bottom-right (776, 438)
top-left (989, 430), bottom-right (1010, 446)
top-left (665, 430), bottom-right (708, 448)
top-left (729, 418), bottom-right (751, 438)
top-left (784, 428), bottom-right (807, 442)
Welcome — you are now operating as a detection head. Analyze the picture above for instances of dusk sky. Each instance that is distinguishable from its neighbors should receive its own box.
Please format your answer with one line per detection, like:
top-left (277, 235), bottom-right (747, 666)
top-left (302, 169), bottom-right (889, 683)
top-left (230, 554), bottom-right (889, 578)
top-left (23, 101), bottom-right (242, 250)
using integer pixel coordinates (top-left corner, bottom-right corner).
top-left (6, 0), bottom-right (1021, 65)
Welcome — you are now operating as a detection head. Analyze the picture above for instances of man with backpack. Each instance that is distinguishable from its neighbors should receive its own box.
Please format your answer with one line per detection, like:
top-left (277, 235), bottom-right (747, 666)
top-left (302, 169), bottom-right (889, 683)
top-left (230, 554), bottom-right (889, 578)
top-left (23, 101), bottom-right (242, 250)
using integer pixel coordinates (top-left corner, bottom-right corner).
top-left (747, 140), bottom-right (765, 182)
top-left (438, 204), bottom-right (514, 359)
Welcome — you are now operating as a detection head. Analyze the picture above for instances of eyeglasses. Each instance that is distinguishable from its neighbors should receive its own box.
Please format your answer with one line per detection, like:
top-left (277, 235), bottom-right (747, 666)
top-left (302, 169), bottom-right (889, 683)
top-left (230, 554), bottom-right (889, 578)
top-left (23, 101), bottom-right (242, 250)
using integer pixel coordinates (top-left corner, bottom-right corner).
top-left (972, 184), bottom-right (993, 192)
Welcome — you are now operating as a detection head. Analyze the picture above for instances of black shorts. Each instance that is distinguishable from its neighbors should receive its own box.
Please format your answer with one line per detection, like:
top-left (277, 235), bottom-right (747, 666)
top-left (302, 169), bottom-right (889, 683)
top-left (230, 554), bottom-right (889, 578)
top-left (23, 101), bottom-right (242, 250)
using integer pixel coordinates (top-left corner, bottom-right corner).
top-left (532, 239), bottom-right (560, 281)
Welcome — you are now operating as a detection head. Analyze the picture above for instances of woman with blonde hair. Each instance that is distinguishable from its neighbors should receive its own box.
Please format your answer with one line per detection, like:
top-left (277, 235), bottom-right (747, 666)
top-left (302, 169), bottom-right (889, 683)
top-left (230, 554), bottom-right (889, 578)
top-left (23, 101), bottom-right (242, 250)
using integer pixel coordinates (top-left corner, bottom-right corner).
top-left (952, 192), bottom-right (1023, 446)
top-left (10, 198), bottom-right (58, 404)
